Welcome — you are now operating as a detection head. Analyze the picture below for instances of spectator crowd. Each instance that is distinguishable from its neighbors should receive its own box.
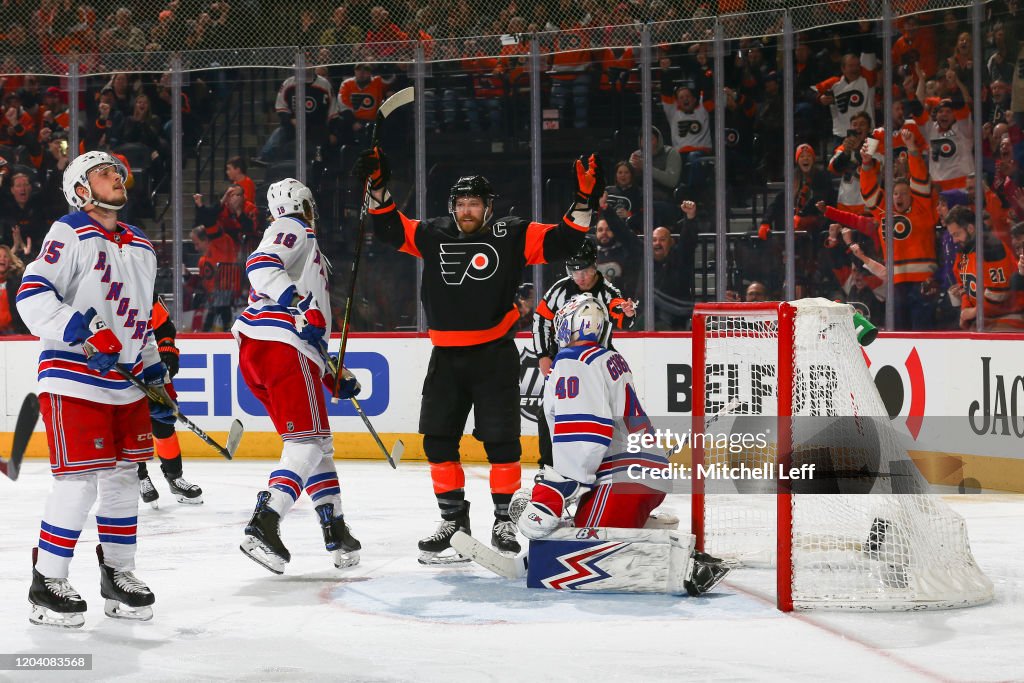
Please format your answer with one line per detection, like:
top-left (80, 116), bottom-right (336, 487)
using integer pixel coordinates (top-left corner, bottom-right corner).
top-left (2, 0), bottom-right (1022, 333)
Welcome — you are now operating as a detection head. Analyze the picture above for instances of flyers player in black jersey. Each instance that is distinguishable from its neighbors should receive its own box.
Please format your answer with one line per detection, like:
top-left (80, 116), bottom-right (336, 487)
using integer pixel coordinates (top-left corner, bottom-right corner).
top-left (356, 147), bottom-right (602, 564)
top-left (136, 296), bottom-right (204, 507)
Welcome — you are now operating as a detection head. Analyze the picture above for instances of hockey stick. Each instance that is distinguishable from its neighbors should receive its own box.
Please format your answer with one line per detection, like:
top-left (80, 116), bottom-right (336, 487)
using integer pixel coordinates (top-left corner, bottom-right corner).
top-left (100, 359), bottom-right (242, 461)
top-left (1, 393), bottom-right (40, 481)
top-left (331, 86), bottom-right (415, 401)
top-left (318, 341), bottom-right (403, 469)
top-left (451, 531), bottom-right (528, 579)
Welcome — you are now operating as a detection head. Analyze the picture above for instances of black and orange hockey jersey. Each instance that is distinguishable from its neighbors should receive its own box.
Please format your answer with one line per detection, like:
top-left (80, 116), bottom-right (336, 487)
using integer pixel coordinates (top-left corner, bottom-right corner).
top-left (371, 200), bottom-right (589, 347)
top-left (957, 234), bottom-right (1024, 329)
top-left (860, 150), bottom-right (937, 283)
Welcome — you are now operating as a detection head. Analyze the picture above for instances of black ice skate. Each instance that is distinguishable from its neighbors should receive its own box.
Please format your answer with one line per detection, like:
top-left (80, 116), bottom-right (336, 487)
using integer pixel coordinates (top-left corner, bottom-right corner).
top-left (29, 550), bottom-right (87, 629)
top-left (97, 546), bottom-right (155, 620)
top-left (491, 517), bottom-right (521, 555)
top-left (165, 474), bottom-right (204, 505)
top-left (139, 472), bottom-right (160, 509)
top-left (685, 551), bottom-right (731, 597)
top-left (315, 503), bottom-right (361, 569)
top-left (418, 502), bottom-right (472, 565)
top-left (240, 491), bottom-right (290, 574)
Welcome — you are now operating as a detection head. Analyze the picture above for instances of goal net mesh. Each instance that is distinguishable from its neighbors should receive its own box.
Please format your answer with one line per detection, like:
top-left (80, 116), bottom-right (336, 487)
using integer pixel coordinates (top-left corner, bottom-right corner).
top-left (695, 299), bottom-right (992, 610)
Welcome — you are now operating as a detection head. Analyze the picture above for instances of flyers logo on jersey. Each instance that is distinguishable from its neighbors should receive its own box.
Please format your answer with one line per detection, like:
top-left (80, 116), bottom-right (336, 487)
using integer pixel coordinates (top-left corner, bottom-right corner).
top-left (677, 120), bottom-right (702, 136)
top-left (930, 137), bottom-right (958, 161)
top-left (835, 89), bottom-right (864, 113)
top-left (440, 243), bottom-right (500, 285)
top-left (892, 215), bottom-right (913, 240)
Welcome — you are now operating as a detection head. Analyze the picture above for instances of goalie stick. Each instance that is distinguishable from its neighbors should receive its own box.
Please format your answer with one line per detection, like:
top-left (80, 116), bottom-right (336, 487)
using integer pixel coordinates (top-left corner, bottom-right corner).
top-left (317, 341), bottom-right (403, 469)
top-left (1, 393), bottom-right (40, 481)
top-left (451, 530), bottom-right (528, 579)
top-left (98, 356), bottom-right (243, 460)
top-left (331, 86), bottom-right (415, 401)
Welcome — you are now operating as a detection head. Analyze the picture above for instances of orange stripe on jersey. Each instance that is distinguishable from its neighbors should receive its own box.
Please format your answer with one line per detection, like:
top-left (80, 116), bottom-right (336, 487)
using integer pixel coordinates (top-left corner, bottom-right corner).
top-left (934, 176), bottom-right (968, 191)
top-left (430, 461), bottom-right (466, 494)
top-left (151, 300), bottom-right (170, 330)
top-left (489, 462), bottom-right (522, 495)
top-left (524, 221), bottom-right (556, 265)
top-left (398, 212), bottom-right (422, 258)
top-left (537, 298), bottom-right (555, 320)
top-left (428, 307), bottom-right (519, 347)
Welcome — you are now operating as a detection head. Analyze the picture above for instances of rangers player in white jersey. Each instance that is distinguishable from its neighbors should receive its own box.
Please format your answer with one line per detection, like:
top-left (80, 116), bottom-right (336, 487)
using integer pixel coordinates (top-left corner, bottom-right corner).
top-left (233, 178), bottom-right (361, 575)
top-left (508, 294), bottom-right (729, 595)
top-left (17, 151), bottom-right (169, 627)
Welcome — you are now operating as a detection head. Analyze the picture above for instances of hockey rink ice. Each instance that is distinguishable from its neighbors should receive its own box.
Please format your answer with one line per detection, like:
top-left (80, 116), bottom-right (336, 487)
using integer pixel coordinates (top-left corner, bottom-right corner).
top-left (1, 459), bottom-right (1022, 682)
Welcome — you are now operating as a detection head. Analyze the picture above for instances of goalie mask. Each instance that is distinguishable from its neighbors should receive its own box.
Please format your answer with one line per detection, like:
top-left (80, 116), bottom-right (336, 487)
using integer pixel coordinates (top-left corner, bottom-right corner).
top-left (62, 151), bottom-right (129, 211)
top-left (268, 178), bottom-right (318, 226)
top-left (554, 293), bottom-right (609, 348)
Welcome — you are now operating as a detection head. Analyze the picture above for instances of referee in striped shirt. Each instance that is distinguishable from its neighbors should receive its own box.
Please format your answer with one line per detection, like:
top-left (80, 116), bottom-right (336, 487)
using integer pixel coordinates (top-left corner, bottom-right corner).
top-left (532, 238), bottom-right (638, 469)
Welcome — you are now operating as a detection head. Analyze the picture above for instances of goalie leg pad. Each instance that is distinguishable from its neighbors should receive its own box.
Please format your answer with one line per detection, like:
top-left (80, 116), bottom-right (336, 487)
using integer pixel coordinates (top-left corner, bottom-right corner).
top-left (526, 527), bottom-right (696, 595)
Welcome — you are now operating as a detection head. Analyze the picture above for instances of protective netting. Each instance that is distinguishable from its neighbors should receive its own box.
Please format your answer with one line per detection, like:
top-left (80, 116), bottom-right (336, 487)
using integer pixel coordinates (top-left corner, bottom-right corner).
top-left (0, 0), bottom-right (984, 74)
top-left (695, 299), bottom-right (993, 610)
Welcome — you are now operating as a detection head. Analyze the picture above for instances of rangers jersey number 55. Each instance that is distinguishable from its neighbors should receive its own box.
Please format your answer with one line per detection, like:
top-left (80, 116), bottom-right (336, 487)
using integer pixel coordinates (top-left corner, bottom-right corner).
top-left (17, 211), bottom-right (161, 404)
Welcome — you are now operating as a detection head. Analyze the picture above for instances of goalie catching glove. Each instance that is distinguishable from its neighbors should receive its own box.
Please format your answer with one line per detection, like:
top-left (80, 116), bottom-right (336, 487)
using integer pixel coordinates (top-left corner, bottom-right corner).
top-left (353, 147), bottom-right (391, 192)
top-left (517, 469), bottom-right (585, 540)
top-left (573, 153), bottom-right (604, 211)
top-left (64, 307), bottom-right (122, 373)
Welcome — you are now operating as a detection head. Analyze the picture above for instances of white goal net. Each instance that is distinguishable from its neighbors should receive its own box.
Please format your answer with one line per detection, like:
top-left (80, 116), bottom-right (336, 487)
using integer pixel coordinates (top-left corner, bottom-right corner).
top-left (691, 299), bottom-right (993, 611)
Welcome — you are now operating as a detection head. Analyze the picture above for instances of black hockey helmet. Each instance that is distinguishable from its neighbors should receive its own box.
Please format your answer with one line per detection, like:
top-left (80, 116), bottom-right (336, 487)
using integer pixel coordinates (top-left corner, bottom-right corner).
top-left (566, 238), bottom-right (597, 272)
top-left (449, 175), bottom-right (497, 227)
top-left (449, 175), bottom-right (496, 205)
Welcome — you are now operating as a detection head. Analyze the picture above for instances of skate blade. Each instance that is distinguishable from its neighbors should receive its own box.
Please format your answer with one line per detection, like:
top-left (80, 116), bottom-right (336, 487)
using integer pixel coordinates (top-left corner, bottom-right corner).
top-left (417, 549), bottom-right (472, 566)
top-left (103, 599), bottom-right (153, 621)
top-left (240, 537), bottom-right (286, 575)
top-left (174, 494), bottom-right (204, 505)
top-left (29, 605), bottom-right (85, 629)
top-left (331, 549), bottom-right (360, 569)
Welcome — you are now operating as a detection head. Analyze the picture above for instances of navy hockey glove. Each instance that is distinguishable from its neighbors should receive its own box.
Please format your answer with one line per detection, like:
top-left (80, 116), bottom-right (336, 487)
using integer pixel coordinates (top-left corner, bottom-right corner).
top-left (323, 366), bottom-right (361, 399)
top-left (573, 153), bottom-right (604, 211)
top-left (289, 292), bottom-right (327, 348)
top-left (65, 307), bottom-right (122, 373)
top-left (142, 363), bottom-right (177, 425)
top-left (353, 147), bottom-right (390, 191)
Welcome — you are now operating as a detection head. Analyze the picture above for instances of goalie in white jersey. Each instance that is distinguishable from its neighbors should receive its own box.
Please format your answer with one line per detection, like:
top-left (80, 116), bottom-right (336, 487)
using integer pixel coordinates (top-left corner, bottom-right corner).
top-left (17, 151), bottom-right (169, 627)
top-left (233, 178), bottom-right (361, 575)
top-left (508, 294), bottom-right (729, 595)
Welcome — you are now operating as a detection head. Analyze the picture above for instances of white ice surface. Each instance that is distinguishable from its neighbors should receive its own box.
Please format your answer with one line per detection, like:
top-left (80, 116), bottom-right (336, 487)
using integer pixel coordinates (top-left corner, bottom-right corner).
top-left (1, 460), bottom-right (1022, 682)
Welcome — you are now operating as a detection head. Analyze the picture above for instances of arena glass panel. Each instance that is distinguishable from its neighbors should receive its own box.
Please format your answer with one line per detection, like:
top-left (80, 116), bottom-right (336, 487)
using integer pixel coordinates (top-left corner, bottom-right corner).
top-left (170, 67), bottom-right (294, 333)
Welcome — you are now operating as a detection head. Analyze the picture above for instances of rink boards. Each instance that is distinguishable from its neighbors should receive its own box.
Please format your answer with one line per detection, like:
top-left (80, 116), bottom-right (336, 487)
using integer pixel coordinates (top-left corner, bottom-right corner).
top-left (2, 332), bottom-right (1023, 491)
